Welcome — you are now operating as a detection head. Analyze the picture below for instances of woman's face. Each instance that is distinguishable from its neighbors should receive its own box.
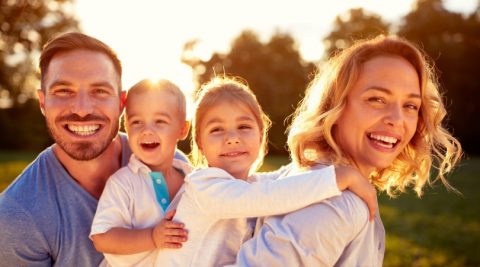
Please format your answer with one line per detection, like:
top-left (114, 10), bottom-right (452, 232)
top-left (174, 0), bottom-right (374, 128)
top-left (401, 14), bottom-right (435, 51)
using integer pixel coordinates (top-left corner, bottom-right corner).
top-left (334, 55), bottom-right (421, 176)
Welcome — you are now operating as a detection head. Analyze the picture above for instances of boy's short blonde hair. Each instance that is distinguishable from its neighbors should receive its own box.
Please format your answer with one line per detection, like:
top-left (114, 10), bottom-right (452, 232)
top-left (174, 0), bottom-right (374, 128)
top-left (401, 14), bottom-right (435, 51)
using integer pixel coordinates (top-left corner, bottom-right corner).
top-left (288, 35), bottom-right (462, 197)
top-left (125, 79), bottom-right (187, 122)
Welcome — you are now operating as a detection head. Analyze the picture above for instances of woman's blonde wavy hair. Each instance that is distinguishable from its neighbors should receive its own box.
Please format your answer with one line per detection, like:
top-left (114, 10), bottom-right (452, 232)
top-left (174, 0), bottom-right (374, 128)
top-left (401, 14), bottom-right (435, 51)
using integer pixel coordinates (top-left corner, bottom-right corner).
top-left (190, 76), bottom-right (271, 175)
top-left (288, 35), bottom-right (462, 197)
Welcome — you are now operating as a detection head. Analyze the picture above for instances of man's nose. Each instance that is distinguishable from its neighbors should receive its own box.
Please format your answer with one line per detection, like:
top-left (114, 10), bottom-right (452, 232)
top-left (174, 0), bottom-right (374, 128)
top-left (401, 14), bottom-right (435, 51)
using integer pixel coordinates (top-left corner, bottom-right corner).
top-left (70, 90), bottom-right (94, 117)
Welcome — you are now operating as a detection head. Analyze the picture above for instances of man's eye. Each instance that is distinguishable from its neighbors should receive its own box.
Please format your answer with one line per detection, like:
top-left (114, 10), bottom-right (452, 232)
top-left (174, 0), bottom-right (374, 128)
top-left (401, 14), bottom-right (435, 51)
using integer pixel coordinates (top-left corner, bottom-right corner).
top-left (54, 88), bottom-right (73, 95)
top-left (93, 88), bottom-right (110, 95)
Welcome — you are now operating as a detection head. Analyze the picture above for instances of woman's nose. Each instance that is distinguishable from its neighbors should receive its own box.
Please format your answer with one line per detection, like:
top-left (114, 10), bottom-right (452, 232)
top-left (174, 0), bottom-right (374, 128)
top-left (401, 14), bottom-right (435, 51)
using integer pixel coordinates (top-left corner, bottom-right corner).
top-left (383, 103), bottom-right (404, 127)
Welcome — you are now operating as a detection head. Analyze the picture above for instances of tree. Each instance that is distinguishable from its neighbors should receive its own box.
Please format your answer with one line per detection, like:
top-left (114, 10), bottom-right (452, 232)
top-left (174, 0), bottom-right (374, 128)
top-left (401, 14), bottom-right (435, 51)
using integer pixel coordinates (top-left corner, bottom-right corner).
top-left (323, 8), bottom-right (390, 57)
top-left (0, 0), bottom-right (78, 151)
top-left (0, 0), bottom-right (79, 108)
top-left (399, 0), bottom-right (480, 154)
top-left (182, 30), bottom-right (315, 154)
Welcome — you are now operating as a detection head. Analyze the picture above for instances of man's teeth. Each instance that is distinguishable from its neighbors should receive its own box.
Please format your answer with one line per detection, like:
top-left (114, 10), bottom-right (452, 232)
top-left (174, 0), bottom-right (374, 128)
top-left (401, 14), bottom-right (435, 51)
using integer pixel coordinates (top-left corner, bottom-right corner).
top-left (369, 133), bottom-right (398, 144)
top-left (67, 125), bottom-right (99, 136)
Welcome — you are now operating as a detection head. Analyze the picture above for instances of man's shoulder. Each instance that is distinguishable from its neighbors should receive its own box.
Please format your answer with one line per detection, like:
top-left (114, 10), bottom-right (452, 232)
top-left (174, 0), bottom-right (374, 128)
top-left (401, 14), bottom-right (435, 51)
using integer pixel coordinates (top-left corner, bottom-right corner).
top-left (0, 147), bottom-right (68, 223)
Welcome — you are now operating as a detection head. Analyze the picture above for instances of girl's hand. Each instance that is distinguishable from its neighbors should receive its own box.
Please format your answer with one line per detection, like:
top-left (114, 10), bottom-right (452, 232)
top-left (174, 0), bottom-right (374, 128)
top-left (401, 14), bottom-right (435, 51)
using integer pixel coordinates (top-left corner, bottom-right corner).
top-left (335, 166), bottom-right (378, 221)
top-left (152, 210), bottom-right (188, 249)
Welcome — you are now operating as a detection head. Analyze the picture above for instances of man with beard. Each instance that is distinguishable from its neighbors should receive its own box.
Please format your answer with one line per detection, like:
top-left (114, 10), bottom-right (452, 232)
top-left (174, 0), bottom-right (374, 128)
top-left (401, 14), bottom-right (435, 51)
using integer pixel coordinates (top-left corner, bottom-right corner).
top-left (0, 32), bottom-right (187, 266)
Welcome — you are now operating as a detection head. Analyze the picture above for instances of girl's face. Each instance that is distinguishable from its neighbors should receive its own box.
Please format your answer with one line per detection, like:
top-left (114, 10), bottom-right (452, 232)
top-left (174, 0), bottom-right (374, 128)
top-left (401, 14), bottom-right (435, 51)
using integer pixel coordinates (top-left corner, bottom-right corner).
top-left (198, 100), bottom-right (262, 180)
top-left (333, 56), bottom-right (421, 177)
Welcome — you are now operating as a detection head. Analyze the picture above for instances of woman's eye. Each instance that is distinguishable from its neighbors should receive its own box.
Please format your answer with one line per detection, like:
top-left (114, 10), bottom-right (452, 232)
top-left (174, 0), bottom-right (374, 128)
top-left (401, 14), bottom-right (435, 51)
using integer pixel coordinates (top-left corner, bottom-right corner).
top-left (367, 96), bottom-right (385, 104)
top-left (405, 103), bottom-right (419, 111)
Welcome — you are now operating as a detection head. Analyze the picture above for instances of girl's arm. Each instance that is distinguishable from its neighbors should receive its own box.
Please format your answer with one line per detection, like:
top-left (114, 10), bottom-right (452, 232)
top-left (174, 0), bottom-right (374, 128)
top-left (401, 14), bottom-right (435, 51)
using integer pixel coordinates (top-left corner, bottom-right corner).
top-left (187, 166), bottom-right (376, 220)
top-left (185, 166), bottom-right (342, 219)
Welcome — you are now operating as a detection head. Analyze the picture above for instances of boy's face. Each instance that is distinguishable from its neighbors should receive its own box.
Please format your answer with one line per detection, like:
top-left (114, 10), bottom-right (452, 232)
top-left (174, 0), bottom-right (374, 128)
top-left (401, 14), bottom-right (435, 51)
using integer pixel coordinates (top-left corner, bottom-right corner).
top-left (125, 89), bottom-right (188, 171)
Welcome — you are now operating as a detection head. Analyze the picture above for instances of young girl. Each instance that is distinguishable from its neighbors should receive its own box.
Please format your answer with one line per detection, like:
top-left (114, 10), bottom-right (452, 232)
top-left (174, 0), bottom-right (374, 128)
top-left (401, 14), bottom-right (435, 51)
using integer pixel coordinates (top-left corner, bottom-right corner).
top-left (155, 76), bottom-right (377, 266)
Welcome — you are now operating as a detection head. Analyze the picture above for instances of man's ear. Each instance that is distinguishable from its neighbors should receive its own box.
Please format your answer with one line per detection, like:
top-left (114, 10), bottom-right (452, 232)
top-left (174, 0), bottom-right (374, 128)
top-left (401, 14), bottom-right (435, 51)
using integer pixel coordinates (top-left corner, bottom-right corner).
top-left (119, 91), bottom-right (127, 113)
top-left (179, 121), bottom-right (191, 141)
top-left (37, 89), bottom-right (46, 116)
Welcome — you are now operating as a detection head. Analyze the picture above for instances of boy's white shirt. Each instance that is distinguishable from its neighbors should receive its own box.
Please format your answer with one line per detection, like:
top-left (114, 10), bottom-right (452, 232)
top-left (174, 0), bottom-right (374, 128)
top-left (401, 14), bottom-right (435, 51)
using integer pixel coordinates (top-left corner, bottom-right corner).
top-left (90, 155), bottom-right (192, 267)
top-left (155, 164), bottom-right (341, 267)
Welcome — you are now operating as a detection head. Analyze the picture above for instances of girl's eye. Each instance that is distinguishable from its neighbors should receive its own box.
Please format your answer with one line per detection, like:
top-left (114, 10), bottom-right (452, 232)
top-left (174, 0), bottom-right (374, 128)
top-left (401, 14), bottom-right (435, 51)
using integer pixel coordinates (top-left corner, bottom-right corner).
top-left (239, 125), bottom-right (252, 130)
top-left (210, 127), bottom-right (222, 133)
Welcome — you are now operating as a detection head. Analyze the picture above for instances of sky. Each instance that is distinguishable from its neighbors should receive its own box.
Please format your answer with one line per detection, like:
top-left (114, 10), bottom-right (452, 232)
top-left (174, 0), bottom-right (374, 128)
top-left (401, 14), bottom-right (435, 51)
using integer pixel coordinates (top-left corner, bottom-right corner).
top-left (75, 0), bottom-right (477, 98)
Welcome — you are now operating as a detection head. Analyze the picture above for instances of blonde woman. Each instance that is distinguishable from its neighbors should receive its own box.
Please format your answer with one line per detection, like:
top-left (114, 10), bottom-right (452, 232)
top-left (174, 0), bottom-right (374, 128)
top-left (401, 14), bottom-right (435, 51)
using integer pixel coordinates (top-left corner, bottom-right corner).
top-left (230, 36), bottom-right (462, 267)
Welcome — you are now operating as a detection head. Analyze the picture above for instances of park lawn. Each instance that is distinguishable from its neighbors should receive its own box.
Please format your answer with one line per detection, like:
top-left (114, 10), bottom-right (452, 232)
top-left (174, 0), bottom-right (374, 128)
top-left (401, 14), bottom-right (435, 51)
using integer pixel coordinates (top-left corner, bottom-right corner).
top-left (1, 151), bottom-right (479, 266)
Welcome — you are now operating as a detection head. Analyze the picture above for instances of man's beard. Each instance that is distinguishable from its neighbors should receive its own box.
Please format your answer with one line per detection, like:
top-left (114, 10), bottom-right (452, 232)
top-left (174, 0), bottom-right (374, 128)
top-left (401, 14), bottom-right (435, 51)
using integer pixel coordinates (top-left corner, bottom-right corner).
top-left (46, 113), bottom-right (119, 161)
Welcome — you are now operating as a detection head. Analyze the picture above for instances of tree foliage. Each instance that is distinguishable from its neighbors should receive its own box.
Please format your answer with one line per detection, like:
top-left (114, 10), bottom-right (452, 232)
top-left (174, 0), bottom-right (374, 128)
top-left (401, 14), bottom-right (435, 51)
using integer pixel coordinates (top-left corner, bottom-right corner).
top-left (398, 0), bottom-right (480, 153)
top-left (0, 0), bottom-right (79, 108)
top-left (0, 0), bottom-right (78, 151)
top-left (323, 8), bottom-right (390, 57)
top-left (182, 31), bottom-right (315, 154)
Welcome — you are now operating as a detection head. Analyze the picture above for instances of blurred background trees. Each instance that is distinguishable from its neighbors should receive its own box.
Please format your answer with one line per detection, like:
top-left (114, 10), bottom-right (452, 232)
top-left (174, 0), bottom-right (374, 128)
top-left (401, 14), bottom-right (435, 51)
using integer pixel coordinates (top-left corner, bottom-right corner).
top-left (182, 31), bottom-right (315, 154)
top-left (0, 0), bottom-right (79, 150)
top-left (1, 0), bottom-right (479, 155)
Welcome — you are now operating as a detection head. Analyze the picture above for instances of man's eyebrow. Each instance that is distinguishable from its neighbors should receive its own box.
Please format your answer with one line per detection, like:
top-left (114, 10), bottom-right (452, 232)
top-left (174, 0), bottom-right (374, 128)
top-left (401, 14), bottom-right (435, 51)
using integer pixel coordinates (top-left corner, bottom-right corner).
top-left (365, 86), bottom-right (421, 99)
top-left (48, 80), bottom-right (73, 88)
top-left (91, 81), bottom-right (116, 90)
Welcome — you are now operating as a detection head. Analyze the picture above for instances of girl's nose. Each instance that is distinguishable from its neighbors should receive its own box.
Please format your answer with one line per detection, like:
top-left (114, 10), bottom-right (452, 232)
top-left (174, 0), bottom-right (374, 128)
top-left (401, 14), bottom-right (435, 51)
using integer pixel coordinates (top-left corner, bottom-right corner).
top-left (225, 131), bottom-right (240, 145)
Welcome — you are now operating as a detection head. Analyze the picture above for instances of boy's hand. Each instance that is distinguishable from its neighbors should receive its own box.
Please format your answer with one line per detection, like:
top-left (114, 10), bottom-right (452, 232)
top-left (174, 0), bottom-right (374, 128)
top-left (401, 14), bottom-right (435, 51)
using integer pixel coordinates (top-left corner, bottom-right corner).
top-left (152, 210), bottom-right (188, 249)
top-left (335, 165), bottom-right (378, 221)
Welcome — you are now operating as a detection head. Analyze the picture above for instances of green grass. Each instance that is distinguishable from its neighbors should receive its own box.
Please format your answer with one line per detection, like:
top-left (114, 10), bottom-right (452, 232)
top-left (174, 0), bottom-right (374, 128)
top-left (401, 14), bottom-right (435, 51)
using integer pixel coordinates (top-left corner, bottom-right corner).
top-left (0, 150), bottom-right (37, 192)
top-left (1, 151), bottom-right (479, 266)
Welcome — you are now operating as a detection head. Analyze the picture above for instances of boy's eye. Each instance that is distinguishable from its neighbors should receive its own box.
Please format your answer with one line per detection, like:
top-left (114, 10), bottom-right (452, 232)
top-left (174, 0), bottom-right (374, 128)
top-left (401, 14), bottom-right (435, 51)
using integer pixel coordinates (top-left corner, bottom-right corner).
top-left (130, 120), bottom-right (141, 125)
top-left (156, 119), bottom-right (167, 124)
